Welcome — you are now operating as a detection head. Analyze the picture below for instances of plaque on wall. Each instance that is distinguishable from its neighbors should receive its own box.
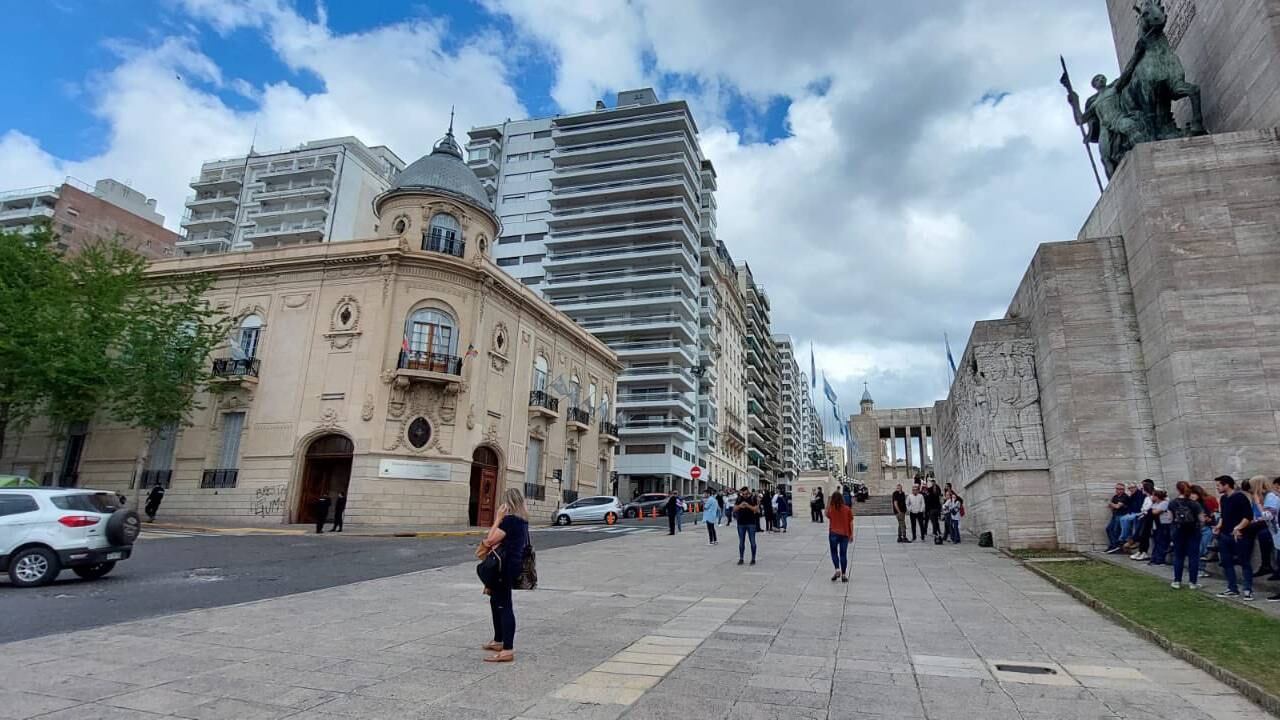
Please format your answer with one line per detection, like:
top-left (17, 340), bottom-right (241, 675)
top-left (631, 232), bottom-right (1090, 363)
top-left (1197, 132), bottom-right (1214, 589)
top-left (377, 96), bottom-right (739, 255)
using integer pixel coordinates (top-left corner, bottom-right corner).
top-left (377, 458), bottom-right (452, 481)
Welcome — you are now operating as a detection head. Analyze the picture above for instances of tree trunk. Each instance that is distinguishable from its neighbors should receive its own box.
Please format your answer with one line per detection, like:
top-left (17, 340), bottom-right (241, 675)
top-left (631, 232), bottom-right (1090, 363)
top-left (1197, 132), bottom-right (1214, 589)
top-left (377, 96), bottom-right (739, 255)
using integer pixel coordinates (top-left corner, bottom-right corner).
top-left (131, 430), bottom-right (155, 514)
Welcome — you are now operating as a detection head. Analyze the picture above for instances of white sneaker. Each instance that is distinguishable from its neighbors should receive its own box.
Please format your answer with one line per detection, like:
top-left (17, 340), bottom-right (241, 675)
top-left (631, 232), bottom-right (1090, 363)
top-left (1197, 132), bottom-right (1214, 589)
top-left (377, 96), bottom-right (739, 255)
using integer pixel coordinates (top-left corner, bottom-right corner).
top-left (1189, 583), bottom-right (1200, 590)
top-left (1170, 581), bottom-right (1181, 589)
top-left (1129, 552), bottom-right (1142, 560)
top-left (1131, 552), bottom-right (1149, 561)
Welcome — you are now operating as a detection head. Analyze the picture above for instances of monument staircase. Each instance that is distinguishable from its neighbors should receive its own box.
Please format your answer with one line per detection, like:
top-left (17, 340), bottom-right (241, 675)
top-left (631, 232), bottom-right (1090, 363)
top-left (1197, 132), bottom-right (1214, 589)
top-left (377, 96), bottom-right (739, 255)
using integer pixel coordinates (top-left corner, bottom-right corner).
top-left (854, 495), bottom-right (896, 517)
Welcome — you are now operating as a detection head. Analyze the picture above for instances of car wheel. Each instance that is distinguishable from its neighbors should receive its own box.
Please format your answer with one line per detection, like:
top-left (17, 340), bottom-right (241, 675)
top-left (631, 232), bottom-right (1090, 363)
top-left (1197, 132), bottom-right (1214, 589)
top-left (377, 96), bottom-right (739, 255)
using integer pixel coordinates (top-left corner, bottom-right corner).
top-left (8, 547), bottom-right (60, 587)
top-left (605, 512), bottom-right (618, 525)
top-left (556, 514), bottom-right (571, 526)
top-left (105, 509), bottom-right (141, 546)
top-left (72, 562), bottom-right (116, 580)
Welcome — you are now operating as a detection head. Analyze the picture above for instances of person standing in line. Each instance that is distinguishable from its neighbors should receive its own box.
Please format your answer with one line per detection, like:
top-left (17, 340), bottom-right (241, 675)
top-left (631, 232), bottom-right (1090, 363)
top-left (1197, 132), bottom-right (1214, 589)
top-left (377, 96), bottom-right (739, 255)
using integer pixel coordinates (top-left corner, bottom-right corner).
top-left (1147, 489), bottom-right (1171, 566)
top-left (1266, 478), bottom-right (1280, 589)
top-left (734, 487), bottom-right (760, 565)
top-left (331, 491), bottom-right (347, 533)
top-left (763, 490), bottom-right (777, 532)
top-left (1215, 475), bottom-right (1255, 601)
top-left (1246, 477), bottom-right (1275, 578)
top-left (906, 485), bottom-right (926, 542)
top-left (892, 484), bottom-right (909, 543)
top-left (313, 494), bottom-right (331, 534)
top-left (144, 483), bottom-right (166, 522)
top-left (702, 489), bottom-right (722, 545)
top-left (1191, 484), bottom-right (1218, 567)
top-left (665, 492), bottom-right (679, 535)
top-left (1169, 481), bottom-right (1205, 589)
top-left (924, 480), bottom-right (942, 537)
top-left (812, 488), bottom-right (825, 523)
top-left (477, 487), bottom-right (529, 663)
top-left (1104, 483), bottom-right (1129, 553)
top-left (827, 490), bottom-right (854, 582)
top-left (943, 490), bottom-right (964, 543)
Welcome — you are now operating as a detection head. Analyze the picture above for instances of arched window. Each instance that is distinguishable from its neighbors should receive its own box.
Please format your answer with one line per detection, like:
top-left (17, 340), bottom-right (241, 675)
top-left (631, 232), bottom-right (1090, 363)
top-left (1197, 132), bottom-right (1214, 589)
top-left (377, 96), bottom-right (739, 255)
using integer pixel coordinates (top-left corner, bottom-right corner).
top-left (238, 314), bottom-right (263, 359)
top-left (405, 308), bottom-right (457, 359)
top-left (533, 355), bottom-right (548, 392)
top-left (601, 391), bottom-right (610, 419)
top-left (570, 373), bottom-right (581, 408)
top-left (588, 382), bottom-right (598, 412)
top-left (425, 213), bottom-right (462, 256)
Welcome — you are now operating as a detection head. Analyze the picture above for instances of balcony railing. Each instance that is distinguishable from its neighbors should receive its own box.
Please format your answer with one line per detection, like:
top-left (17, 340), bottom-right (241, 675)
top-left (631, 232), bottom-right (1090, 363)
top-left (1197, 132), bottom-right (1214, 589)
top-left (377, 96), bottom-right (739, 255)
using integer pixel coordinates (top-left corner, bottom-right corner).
top-left (136, 469), bottom-right (172, 489)
top-left (212, 357), bottom-right (261, 378)
top-left (524, 483), bottom-right (546, 501)
top-left (562, 489), bottom-right (580, 504)
top-left (201, 469), bottom-right (238, 488)
top-left (600, 421), bottom-right (619, 437)
top-left (567, 407), bottom-right (592, 425)
top-left (529, 390), bottom-right (560, 413)
top-left (398, 350), bottom-right (463, 375)
top-left (423, 233), bottom-right (465, 258)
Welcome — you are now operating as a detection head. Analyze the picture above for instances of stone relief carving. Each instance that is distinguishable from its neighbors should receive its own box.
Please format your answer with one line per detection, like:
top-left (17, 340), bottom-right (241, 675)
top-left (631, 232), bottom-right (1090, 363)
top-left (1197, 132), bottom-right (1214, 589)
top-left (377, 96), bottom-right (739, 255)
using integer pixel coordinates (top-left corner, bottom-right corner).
top-left (325, 295), bottom-right (362, 349)
top-left (318, 407), bottom-right (340, 429)
top-left (282, 293), bottom-right (310, 308)
top-left (361, 395), bottom-right (375, 422)
top-left (484, 421), bottom-right (500, 444)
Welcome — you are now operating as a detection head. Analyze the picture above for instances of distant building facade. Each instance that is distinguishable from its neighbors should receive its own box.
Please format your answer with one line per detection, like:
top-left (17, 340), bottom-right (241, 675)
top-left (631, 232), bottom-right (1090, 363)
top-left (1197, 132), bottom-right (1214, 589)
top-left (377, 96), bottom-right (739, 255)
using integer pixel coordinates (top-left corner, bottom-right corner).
top-left (0, 177), bottom-right (178, 258)
top-left (848, 387), bottom-right (934, 495)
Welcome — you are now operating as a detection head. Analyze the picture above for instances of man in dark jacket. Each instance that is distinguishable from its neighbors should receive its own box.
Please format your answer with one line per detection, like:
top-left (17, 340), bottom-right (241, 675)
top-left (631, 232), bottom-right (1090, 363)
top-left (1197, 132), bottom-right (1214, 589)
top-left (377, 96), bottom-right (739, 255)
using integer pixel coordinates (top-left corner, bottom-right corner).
top-left (313, 494), bottom-right (331, 534)
top-left (331, 491), bottom-right (347, 532)
top-left (665, 493), bottom-right (679, 535)
top-left (144, 484), bottom-right (166, 522)
top-left (924, 481), bottom-right (942, 537)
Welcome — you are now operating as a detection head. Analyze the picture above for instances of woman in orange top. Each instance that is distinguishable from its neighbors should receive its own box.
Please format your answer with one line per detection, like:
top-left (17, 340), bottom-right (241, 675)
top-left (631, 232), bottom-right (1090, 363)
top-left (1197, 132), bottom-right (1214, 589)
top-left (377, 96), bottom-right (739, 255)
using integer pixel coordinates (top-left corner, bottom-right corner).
top-left (827, 490), bottom-right (854, 582)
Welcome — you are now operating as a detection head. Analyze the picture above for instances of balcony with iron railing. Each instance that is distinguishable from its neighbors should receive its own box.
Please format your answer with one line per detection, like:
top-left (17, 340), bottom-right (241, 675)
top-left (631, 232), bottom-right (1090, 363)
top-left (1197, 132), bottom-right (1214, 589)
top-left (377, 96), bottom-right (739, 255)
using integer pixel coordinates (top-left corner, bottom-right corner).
top-left (182, 209), bottom-right (238, 227)
top-left (212, 357), bottom-right (261, 380)
top-left (136, 469), bottom-right (173, 489)
top-left (566, 406), bottom-right (592, 432)
top-left (422, 232), bottom-right (466, 258)
top-left (191, 171), bottom-right (244, 188)
top-left (396, 350), bottom-right (463, 387)
top-left (255, 159), bottom-right (337, 180)
top-left (524, 483), bottom-right (546, 501)
top-left (528, 390), bottom-right (560, 419)
top-left (200, 469), bottom-right (238, 488)
top-left (599, 421), bottom-right (620, 441)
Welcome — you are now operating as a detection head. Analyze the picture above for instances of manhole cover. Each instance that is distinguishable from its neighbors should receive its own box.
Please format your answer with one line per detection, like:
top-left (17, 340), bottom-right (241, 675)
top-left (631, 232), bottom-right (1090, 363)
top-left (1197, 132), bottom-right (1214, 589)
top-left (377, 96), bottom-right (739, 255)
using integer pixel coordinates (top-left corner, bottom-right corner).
top-left (995, 664), bottom-right (1057, 675)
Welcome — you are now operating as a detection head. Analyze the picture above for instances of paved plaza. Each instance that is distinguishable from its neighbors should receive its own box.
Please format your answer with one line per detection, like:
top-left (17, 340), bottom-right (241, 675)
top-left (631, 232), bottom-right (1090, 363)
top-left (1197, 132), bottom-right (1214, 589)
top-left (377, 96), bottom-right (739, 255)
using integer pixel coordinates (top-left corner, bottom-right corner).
top-left (0, 518), bottom-right (1269, 720)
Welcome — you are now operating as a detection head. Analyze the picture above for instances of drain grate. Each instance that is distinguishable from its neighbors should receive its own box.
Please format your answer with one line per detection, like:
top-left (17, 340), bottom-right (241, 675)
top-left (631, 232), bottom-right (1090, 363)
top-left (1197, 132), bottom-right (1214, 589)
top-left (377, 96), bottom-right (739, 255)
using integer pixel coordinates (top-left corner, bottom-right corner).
top-left (995, 664), bottom-right (1057, 675)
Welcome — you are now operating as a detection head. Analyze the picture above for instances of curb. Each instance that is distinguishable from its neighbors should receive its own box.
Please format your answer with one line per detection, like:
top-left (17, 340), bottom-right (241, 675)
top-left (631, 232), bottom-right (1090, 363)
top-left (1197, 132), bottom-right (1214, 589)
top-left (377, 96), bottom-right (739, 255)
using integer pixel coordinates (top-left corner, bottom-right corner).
top-left (1005, 550), bottom-right (1280, 718)
top-left (380, 530), bottom-right (487, 538)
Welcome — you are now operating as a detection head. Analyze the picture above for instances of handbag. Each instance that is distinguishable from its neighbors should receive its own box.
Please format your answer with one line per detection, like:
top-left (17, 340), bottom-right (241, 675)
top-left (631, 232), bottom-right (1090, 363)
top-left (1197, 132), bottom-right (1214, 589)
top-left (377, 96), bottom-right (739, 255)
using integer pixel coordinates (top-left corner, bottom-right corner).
top-left (476, 549), bottom-right (502, 588)
top-left (513, 544), bottom-right (537, 590)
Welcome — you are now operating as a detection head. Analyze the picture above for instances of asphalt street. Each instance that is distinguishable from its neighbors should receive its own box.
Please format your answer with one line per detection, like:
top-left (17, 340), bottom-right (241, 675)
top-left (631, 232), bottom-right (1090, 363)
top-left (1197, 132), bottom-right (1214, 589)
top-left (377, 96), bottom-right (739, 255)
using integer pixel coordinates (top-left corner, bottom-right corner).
top-left (0, 525), bottom-right (625, 643)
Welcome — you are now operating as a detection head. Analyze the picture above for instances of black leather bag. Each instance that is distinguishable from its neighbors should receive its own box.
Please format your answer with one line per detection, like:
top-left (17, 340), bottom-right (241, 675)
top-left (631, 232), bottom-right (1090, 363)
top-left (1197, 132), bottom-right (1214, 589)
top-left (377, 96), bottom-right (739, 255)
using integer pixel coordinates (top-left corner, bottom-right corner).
top-left (477, 550), bottom-right (502, 588)
top-left (513, 544), bottom-right (537, 590)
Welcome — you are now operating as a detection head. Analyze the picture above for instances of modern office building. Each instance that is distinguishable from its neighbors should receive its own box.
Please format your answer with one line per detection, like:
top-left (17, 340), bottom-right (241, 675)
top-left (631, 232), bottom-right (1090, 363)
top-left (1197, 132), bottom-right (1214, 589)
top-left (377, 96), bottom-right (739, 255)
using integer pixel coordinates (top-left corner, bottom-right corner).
top-left (465, 88), bottom-right (717, 499)
top-left (0, 177), bottom-right (178, 258)
top-left (738, 264), bottom-right (780, 490)
top-left (774, 336), bottom-right (803, 487)
top-left (180, 136), bottom-right (404, 256)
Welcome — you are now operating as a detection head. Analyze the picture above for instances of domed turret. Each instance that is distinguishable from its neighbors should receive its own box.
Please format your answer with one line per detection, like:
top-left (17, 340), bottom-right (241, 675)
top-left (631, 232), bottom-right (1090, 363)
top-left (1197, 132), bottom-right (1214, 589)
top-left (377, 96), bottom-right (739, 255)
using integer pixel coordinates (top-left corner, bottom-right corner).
top-left (376, 118), bottom-right (493, 219)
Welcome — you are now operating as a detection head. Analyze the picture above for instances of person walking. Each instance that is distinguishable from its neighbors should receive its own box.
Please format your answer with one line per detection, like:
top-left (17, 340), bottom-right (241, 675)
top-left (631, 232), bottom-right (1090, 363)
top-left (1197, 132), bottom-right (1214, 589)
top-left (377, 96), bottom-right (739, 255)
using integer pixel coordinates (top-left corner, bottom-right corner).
top-left (143, 483), bottom-right (166, 522)
top-left (1215, 475), bottom-right (1255, 601)
top-left (892, 484), bottom-right (909, 543)
top-left (1147, 489), bottom-right (1171, 566)
top-left (477, 487), bottom-right (529, 663)
top-left (702, 490), bottom-right (722, 545)
top-left (313, 494), bottom-right (331, 534)
top-left (1169, 481), bottom-right (1205, 589)
top-left (777, 492), bottom-right (790, 533)
top-left (812, 488), bottom-right (825, 523)
top-left (924, 480), bottom-right (942, 537)
top-left (724, 491), bottom-right (734, 527)
top-left (675, 494), bottom-right (686, 533)
top-left (330, 491), bottom-right (347, 533)
top-left (1104, 483), bottom-right (1128, 552)
top-left (906, 485), bottom-right (926, 542)
top-left (733, 487), bottom-right (760, 565)
top-left (827, 490), bottom-right (854, 582)
top-left (665, 492), bottom-right (679, 535)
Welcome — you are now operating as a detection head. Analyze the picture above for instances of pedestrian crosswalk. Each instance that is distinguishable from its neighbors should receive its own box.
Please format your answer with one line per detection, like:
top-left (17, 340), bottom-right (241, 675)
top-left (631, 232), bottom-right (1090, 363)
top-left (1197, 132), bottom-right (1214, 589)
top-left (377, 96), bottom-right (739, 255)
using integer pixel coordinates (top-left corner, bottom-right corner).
top-left (533, 524), bottom-right (662, 536)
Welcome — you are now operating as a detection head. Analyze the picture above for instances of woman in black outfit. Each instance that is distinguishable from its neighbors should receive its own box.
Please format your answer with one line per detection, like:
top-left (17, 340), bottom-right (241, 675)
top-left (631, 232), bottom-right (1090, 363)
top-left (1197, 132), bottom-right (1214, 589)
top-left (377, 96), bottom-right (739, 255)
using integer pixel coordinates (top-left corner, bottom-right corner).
top-left (477, 487), bottom-right (529, 663)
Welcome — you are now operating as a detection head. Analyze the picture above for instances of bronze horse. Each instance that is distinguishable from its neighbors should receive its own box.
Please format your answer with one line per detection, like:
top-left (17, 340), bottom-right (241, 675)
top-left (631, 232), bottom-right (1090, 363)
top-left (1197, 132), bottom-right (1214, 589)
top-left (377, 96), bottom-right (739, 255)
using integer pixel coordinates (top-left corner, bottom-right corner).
top-left (1125, 0), bottom-right (1205, 140)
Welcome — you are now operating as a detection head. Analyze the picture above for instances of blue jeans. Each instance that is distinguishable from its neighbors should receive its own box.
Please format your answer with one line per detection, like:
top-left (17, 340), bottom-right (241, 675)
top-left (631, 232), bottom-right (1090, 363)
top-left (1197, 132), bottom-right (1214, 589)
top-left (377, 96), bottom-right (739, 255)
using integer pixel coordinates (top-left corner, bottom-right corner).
top-left (1106, 514), bottom-right (1124, 549)
top-left (737, 523), bottom-right (757, 561)
top-left (778, 512), bottom-right (788, 530)
top-left (1150, 524), bottom-right (1171, 564)
top-left (1172, 528), bottom-right (1200, 584)
top-left (675, 510), bottom-right (683, 531)
top-left (829, 532), bottom-right (849, 573)
top-left (1219, 533), bottom-right (1254, 593)
top-left (1199, 526), bottom-right (1213, 558)
top-left (1119, 512), bottom-right (1140, 541)
top-left (948, 517), bottom-right (961, 543)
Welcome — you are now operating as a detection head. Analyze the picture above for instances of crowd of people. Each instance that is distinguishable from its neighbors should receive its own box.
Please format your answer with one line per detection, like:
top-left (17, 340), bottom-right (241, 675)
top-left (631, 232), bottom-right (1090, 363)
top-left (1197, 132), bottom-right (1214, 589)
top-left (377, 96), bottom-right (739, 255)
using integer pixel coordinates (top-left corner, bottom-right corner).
top-left (889, 479), bottom-right (964, 545)
top-left (1105, 474), bottom-right (1280, 601)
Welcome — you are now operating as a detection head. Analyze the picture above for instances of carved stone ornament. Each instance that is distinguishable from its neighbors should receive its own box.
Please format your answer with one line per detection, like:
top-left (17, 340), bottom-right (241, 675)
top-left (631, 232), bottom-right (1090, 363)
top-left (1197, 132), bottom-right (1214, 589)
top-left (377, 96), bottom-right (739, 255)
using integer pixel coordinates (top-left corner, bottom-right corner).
top-left (319, 407), bottom-right (340, 429)
top-left (325, 295), bottom-right (362, 349)
top-left (530, 423), bottom-right (546, 441)
top-left (361, 394), bottom-right (375, 422)
top-left (282, 293), bottom-right (311, 308)
top-left (566, 436), bottom-right (579, 451)
top-left (484, 421), bottom-right (500, 444)
top-left (386, 411), bottom-right (445, 454)
top-left (466, 406), bottom-right (476, 430)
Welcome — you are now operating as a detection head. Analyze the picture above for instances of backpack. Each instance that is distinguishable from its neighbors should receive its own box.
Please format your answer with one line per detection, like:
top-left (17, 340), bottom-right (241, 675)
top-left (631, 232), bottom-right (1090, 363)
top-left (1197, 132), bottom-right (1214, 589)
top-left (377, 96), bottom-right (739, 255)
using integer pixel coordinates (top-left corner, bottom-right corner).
top-left (1171, 500), bottom-right (1198, 528)
top-left (513, 544), bottom-right (537, 590)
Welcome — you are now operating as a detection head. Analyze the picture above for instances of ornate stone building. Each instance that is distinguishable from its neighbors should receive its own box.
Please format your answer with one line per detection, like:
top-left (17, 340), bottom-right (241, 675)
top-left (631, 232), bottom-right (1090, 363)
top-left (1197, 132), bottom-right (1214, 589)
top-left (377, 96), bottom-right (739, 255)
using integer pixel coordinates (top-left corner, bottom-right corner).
top-left (0, 129), bottom-right (620, 527)
top-left (847, 388), bottom-right (934, 496)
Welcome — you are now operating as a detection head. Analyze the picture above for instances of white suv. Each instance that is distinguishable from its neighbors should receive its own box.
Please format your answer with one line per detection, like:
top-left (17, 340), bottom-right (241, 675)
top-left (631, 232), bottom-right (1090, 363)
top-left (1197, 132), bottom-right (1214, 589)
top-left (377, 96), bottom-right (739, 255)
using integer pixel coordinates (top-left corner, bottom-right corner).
top-left (0, 488), bottom-right (141, 587)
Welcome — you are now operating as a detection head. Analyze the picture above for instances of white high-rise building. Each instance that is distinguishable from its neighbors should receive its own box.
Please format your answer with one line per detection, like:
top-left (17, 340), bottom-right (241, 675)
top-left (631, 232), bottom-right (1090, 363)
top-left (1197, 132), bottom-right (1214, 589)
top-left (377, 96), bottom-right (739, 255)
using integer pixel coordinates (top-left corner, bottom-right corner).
top-left (467, 88), bottom-right (716, 498)
top-left (774, 336), bottom-right (803, 486)
top-left (180, 137), bottom-right (404, 255)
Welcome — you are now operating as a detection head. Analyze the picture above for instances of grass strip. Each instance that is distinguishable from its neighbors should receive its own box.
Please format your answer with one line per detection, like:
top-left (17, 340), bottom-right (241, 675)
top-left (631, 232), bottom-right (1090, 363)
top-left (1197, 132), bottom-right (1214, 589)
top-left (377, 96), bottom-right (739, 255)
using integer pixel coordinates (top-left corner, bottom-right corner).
top-left (1033, 557), bottom-right (1280, 697)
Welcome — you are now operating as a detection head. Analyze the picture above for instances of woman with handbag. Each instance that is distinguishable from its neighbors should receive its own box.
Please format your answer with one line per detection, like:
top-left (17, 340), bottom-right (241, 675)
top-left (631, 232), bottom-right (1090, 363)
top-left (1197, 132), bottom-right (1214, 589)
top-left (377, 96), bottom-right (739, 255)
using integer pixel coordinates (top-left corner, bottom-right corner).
top-left (476, 487), bottom-right (529, 663)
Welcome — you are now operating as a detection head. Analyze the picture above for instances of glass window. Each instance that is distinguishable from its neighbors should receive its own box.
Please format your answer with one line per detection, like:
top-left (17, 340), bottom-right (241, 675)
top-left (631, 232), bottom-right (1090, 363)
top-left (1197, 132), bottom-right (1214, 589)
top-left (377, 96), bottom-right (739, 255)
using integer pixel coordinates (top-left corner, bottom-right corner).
top-left (496, 257), bottom-right (520, 267)
top-left (467, 147), bottom-right (489, 161)
top-left (521, 276), bottom-right (543, 285)
top-left (533, 356), bottom-right (548, 392)
top-left (588, 383), bottom-right (598, 412)
top-left (219, 412), bottom-right (245, 469)
top-left (533, 130), bottom-right (552, 139)
top-left (564, 448), bottom-right (577, 491)
top-left (0, 494), bottom-right (38, 516)
top-left (522, 254), bottom-right (544, 264)
top-left (238, 314), bottom-right (263, 359)
top-left (405, 308), bottom-right (458, 358)
top-left (526, 436), bottom-right (544, 484)
top-left (570, 374), bottom-right (581, 407)
top-left (408, 417), bottom-right (431, 448)
top-left (146, 422), bottom-right (178, 472)
top-left (50, 493), bottom-right (121, 513)
top-left (498, 235), bottom-right (522, 245)
top-left (524, 232), bottom-right (546, 243)
top-left (425, 213), bottom-right (462, 254)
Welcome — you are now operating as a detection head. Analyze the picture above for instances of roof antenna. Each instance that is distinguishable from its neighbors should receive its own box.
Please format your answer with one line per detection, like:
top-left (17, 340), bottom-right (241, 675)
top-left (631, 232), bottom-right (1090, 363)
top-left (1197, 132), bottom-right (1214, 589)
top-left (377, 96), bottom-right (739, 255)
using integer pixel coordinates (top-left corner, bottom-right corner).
top-left (448, 106), bottom-right (455, 136)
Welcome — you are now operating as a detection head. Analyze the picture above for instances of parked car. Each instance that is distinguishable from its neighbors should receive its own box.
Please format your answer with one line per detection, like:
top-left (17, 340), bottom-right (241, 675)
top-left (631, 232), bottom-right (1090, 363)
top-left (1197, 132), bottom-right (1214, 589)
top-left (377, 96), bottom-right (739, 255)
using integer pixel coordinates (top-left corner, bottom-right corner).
top-left (622, 493), bottom-right (671, 518)
top-left (0, 488), bottom-right (141, 587)
top-left (554, 496), bottom-right (623, 525)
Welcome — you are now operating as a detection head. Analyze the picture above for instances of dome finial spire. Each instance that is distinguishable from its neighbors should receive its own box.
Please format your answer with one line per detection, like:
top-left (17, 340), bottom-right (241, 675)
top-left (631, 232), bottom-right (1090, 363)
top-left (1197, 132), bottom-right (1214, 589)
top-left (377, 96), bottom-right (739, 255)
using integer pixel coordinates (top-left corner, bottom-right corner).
top-left (448, 105), bottom-right (455, 136)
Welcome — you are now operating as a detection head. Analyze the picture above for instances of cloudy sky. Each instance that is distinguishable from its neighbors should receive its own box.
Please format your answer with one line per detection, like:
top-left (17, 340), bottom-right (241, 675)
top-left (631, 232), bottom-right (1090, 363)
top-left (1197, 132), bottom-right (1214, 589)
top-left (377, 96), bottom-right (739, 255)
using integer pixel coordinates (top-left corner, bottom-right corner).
top-left (1, 0), bottom-right (1121, 411)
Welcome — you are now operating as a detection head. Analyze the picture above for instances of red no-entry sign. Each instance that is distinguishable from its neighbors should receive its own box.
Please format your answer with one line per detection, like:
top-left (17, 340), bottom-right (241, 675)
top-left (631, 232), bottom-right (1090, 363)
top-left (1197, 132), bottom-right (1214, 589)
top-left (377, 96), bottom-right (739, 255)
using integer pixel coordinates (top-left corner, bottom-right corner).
top-left (690, 466), bottom-right (702, 480)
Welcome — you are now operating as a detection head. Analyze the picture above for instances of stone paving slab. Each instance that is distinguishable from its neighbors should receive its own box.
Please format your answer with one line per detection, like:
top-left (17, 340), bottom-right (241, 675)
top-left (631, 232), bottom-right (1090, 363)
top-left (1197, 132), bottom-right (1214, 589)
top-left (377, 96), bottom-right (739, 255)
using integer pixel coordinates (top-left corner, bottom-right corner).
top-left (0, 517), bottom-right (1271, 719)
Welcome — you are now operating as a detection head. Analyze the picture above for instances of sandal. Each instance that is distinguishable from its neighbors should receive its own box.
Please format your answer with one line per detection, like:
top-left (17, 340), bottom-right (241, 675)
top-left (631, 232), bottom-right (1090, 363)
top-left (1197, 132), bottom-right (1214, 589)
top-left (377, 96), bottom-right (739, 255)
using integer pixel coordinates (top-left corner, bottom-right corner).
top-left (482, 641), bottom-right (503, 651)
top-left (484, 651), bottom-right (515, 663)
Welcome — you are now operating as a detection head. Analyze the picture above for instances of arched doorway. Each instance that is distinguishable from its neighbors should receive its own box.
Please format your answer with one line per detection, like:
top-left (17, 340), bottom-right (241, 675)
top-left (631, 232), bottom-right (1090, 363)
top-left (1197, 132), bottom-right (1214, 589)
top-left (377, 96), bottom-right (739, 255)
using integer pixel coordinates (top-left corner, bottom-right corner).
top-left (469, 446), bottom-right (500, 527)
top-left (297, 434), bottom-right (353, 525)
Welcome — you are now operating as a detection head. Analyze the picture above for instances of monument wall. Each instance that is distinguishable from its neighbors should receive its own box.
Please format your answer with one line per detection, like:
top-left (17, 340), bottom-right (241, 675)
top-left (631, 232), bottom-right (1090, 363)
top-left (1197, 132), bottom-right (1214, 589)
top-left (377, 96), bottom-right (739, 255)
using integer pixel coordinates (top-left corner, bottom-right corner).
top-left (1106, 0), bottom-right (1280, 134)
top-left (933, 320), bottom-right (1057, 549)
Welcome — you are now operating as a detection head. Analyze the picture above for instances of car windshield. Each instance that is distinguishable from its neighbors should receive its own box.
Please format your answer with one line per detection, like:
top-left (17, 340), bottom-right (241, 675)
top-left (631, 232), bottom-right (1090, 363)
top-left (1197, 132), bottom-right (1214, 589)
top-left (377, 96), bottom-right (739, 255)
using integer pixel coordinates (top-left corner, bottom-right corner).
top-left (50, 492), bottom-right (121, 513)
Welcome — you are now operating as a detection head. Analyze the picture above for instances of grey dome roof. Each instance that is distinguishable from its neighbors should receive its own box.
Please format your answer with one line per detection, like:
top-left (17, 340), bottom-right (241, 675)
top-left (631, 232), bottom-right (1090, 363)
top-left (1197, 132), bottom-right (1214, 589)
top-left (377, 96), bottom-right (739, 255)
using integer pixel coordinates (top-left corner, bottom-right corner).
top-left (386, 128), bottom-right (491, 212)
top-left (861, 383), bottom-right (873, 403)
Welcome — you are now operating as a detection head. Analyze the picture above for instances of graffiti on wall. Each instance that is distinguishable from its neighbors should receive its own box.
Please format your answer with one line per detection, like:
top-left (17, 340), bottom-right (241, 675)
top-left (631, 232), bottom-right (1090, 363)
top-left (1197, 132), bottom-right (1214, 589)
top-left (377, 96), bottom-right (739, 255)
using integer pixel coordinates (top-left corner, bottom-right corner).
top-left (253, 484), bottom-right (288, 517)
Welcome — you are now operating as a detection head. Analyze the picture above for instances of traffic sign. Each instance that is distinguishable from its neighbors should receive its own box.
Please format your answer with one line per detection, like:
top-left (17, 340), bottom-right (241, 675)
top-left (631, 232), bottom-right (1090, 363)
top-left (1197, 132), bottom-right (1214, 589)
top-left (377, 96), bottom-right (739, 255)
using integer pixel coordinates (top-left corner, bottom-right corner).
top-left (690, 466), bottom-right (702, 480)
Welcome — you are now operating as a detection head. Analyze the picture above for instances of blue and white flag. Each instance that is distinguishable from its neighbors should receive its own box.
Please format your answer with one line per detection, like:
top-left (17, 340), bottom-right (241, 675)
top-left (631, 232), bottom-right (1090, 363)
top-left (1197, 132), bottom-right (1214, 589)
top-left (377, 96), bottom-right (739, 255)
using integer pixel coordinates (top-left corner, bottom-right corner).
top-left (823, 375), bottom-right (837, 405)
top-left (945, 333), bottom-right (958, 374)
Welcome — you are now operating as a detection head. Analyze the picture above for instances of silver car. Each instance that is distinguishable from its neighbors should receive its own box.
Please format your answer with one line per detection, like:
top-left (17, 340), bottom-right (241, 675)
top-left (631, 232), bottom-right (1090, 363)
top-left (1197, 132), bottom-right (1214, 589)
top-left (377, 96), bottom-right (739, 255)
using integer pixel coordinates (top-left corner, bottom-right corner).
top-left (554, 496), bottom-right (623, 526)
